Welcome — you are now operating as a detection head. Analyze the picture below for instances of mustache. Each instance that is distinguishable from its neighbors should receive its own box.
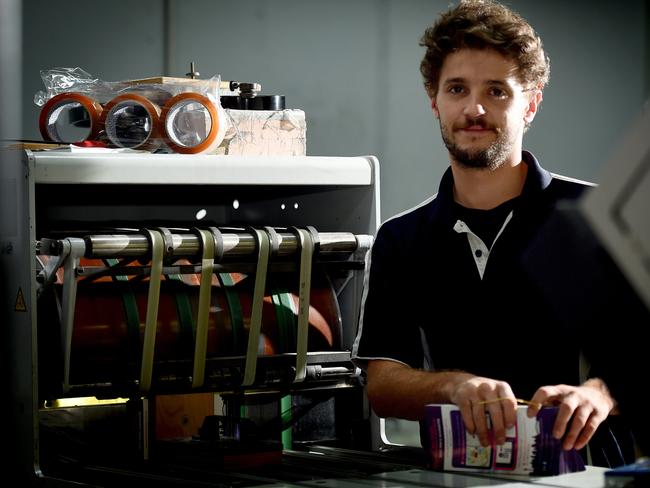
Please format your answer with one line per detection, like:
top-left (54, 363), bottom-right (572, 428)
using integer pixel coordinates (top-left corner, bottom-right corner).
top-left (454, 118), bottom-right (499, 131)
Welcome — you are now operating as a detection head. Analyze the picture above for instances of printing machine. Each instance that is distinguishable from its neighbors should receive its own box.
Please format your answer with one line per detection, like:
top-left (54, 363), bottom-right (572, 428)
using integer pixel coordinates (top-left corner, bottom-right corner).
top-left (3, 138), bottom-right (641, 488)
top-left (2, 148), bottom-right (430, 487)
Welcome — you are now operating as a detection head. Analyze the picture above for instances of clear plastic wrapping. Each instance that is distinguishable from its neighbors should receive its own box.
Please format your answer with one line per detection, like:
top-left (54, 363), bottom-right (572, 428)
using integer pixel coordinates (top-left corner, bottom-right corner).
top-left (34, 67), bottom-right (307, 156)
top-left (35, 67), bottom-right (227, 154)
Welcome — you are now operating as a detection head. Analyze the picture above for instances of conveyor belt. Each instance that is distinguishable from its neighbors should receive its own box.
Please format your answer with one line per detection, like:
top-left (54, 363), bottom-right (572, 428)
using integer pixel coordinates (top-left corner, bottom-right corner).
top-left (41, 445), bottom-right (426, 488)
top-left (38, 445), bottom-right (608, 488)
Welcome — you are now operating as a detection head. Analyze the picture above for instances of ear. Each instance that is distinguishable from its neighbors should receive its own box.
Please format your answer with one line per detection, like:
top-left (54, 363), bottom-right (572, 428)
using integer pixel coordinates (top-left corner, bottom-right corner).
top-left (431, 97), bottom-right (440, 119)
top-left (524, 88), bottom-right (543, 124)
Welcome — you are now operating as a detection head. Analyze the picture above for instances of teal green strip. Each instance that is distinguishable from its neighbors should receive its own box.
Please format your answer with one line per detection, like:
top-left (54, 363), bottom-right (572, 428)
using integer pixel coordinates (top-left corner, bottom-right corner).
top-left (168, 275), bottom-right (196, 357)
top-left (270, 284), bottom-right (287, 354)
top-left (218, 273), bottom-right (244, 355)
top-left (105, 259), bottom-right (141, 367)
top-left (281, 395), bottom-right (292, 449)
top-left (280, 291), bottom-right (297, 353)
top-left (278, 291), bottom-right (297, 351)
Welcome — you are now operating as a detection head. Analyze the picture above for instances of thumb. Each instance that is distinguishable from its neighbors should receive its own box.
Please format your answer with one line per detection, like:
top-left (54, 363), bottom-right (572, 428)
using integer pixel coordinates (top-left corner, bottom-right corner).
top-left (526, 400), bottom-right (543, 418)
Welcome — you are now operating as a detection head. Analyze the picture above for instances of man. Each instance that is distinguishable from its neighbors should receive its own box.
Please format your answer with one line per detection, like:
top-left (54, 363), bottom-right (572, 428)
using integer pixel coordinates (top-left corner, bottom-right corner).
top-left (351, 0), bottom-right (634, 467)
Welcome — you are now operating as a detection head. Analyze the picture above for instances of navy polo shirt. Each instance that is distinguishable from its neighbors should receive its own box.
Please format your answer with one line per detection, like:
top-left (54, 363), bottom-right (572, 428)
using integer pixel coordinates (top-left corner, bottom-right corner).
top-left (352, 151), bottom-right (592, 401)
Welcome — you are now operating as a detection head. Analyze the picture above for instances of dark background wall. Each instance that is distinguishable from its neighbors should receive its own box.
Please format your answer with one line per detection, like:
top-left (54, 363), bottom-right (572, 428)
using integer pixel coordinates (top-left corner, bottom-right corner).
top-left (19, 0), bottom-right (649, 221)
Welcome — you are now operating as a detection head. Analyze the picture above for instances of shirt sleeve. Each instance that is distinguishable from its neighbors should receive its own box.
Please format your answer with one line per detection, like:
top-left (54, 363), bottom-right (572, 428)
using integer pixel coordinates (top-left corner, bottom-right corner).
top-left (351, 220), bottom-right (425, 370)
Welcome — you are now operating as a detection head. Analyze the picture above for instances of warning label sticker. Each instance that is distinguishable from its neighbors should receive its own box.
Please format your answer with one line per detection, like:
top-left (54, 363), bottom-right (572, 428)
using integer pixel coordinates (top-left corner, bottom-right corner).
top-left (15, 287), bottom-right (27, 312)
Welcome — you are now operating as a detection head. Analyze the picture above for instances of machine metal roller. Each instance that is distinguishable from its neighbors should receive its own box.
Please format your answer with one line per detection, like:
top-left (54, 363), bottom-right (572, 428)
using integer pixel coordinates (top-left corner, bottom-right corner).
top-left (36, 227), bottom-right (370, 398)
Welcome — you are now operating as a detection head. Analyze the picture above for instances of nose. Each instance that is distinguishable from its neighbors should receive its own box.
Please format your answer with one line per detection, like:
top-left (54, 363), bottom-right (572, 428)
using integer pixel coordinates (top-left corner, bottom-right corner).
top-left (463, 95), bottom-right (486, 118)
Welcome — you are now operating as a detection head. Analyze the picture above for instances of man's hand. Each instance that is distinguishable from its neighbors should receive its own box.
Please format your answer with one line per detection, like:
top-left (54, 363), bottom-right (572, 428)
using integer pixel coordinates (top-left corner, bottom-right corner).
top-left (526, 379), bottom-right (616, 451)
top-left (450, 376), bottom-right (518, 447)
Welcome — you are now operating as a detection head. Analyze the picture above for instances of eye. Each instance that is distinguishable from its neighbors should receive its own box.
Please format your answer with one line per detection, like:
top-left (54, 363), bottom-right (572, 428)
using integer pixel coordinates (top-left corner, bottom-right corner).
top-left (447, 84), bottom-right (465, 95)
top-left (489, 87), bottom-right (508, 99)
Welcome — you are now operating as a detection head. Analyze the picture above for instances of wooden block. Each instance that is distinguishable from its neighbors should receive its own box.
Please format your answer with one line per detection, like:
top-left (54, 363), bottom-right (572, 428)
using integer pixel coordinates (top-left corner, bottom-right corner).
top-left (155, 392), bottom-right (215, 440)
top-left (123, 76), bottom-right (226, 92)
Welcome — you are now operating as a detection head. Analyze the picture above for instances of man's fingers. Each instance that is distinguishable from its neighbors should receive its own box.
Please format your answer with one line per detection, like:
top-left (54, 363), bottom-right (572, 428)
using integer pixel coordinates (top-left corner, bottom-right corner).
top-left (472, 401), bottom-right (490, 446)
top-left (528, 385), bottom-right (562, 418)
top-left (495, 384), bottom-right (518, 429)
top-left (561, 406), bottom-right (590, 450)
top-left (573, 415), bottom-right (600, 451)
top-left (501, 398), bottom-right (518, 430)
top-left (459, 400), bottom-right (476, 435)
top-left (486, 396), bottom-right (517, 444)
top-left (486, 401), bottom-right (506, 444)
top-left (552, 406), bottom-right (571, 440)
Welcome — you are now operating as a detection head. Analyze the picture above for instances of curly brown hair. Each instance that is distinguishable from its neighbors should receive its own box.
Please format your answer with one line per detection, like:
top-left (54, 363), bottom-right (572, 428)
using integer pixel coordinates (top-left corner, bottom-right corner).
top-left (420, 0), bottom-right (550, 98)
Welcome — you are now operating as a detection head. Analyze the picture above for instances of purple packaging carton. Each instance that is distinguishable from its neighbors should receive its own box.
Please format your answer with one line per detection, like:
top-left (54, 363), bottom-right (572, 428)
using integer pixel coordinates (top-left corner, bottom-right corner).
top-left (425, 404), bottom-right (585, 476)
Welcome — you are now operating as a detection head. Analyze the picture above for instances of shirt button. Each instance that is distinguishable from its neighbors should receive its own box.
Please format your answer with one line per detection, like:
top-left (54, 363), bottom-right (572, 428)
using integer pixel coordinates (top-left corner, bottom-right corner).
top-left (475, 249), bottom-right (483, 258)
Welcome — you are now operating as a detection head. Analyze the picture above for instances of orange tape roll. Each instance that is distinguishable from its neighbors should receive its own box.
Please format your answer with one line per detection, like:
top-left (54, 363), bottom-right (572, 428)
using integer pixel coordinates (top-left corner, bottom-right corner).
top-left (160, 92), bottom-right (222, 154)
top-left (39, 92), bottom-right (103, 143)
top-left (100, 93), bottom-right (161, 150)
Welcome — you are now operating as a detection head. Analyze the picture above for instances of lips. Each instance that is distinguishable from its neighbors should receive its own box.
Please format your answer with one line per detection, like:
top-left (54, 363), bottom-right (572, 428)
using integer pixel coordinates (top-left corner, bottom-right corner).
top-left (457, 127), bottom-right (495, 136)
top-left (462, 125), bottom-right (491, 131)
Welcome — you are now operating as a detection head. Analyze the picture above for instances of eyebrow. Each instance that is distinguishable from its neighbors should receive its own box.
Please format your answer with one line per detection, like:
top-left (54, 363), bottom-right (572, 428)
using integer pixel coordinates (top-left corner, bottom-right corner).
top-left (442, 77), bottom-right (511, 87)
top-left (486, 80), bottom-right (511, 88)
top-left (441, 77), bottom-right (465, 86)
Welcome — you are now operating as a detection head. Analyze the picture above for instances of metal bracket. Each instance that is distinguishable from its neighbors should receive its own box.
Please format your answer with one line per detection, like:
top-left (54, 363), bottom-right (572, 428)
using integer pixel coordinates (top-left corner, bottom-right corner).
top-left (241, 227), bottom-right (270, 387)
top-left (192, 228), bottom-right (215, 388)
top-left (60, 237), bottom-right (86, 393)
top-left (290, 227), bottom-right (315, 383)
top-left (139, 229), bottom-right (164, 393)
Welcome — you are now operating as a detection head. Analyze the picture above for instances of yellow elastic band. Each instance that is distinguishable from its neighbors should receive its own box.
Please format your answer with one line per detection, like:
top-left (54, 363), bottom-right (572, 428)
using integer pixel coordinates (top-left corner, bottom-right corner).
top-left (477, 397), bottom-right (542, 409)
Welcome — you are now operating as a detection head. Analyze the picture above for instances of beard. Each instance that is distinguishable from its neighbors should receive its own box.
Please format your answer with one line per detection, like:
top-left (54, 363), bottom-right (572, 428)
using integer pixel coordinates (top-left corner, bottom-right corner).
top-left (440, 118), bottom-right (513, 171)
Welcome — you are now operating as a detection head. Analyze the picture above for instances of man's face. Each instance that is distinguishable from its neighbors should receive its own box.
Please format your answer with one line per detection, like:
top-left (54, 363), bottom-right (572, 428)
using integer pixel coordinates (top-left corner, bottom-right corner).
top-left (432, 48), bottom-right (540, 170)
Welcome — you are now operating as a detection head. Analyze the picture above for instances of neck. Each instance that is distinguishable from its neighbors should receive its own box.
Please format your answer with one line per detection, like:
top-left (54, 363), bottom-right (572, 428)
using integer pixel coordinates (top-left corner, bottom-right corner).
top-left (451, 157), bottom-right (528, 210)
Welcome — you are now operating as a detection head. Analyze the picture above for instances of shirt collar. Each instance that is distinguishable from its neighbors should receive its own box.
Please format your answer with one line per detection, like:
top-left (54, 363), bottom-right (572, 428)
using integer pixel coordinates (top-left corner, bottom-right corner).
top-left (430, 150), bottom-right (552, 226)
top-left (520, 150), bottom-right (553, 195)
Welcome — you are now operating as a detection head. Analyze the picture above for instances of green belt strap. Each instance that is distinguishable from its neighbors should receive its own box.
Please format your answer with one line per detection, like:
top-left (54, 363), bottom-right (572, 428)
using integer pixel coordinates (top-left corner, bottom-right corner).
top-left (271, 286), bottom-right (296, 354)
top-left (280, 290), bottom-right (297, 351)
top-left (281, 394), bottom-right (292, 450)
top-left (270, 289), bottom-right (287, 353)
top-left (218, 272), bottom-right (244, 355)
top-left (104, 258), bottom-right (141, 369)
top-left (167, 274), bottom-right (196, 358)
